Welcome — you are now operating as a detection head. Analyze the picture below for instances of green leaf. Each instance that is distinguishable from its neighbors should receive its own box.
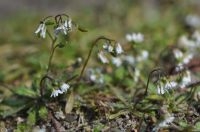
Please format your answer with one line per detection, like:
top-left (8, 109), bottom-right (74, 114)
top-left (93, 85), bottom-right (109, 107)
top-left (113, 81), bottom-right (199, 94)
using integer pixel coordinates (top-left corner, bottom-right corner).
top-left (45, 21), bottom-right (55, 26)
top-left (194, 122), bottom-right (200, 130)
top-left (146, 94), bottom-right (164, 101)
top-left (14, 86), bottom-right (38, 98)
top-left (27, 110), bottom-right (36, 126)
top-left (109, 110), bottom-right (129, 120)
top-left (1, 105), bottom-right (27, 118)
top-left (78, 26), bottom-right (88, 32)
top-left (114, 67), bottom-right (125, 80)
top-left (39, 106), bottom-right (48, 120)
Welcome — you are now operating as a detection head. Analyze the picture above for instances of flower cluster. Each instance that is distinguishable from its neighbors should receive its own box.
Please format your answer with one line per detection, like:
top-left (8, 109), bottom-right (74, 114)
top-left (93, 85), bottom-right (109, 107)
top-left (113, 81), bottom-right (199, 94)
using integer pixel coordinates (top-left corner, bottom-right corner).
top-left (157, 80), bottom-right (178, 95)
top-left (54, 18), bottom-right (73, 36)
top-left (35, 15), bottom-right (74, 39)
top-left (185, 14), bottom-right (200, 28)
top-left (98, 42), bottom-right (124, 64)
top-left (156, 70), bottom-right (192, 94)
top-left (50, 83), bottom-right (70, 98)
top-left (178, 30), bottom-right (200, 50)
top-left (125, 32), bottom-right (144, 43)
top-left (110, 50), bottom-right (149, 68)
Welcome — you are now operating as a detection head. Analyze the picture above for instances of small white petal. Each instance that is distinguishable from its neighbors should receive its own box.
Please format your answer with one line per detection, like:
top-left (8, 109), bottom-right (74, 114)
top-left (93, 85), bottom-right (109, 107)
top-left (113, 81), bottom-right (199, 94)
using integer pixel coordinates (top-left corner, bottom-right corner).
top-left (50, 89), bottom-right (63, 98)
top-left (112, 57), bottom-right (122, 67)
top-left (115, 43), bottom-right (123, 55)
top-left (173, 49), bottom-right (183, 59)
top-left (60, 83), bottom-right (70, 93)
top-left (98, 51), bottom-right (109, 64)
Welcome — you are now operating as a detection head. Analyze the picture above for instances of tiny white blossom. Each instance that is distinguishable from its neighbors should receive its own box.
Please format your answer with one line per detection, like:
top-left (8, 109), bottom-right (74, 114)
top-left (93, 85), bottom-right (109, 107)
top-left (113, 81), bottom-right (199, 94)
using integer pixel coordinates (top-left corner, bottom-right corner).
top-left (35, 23), bottom-right (46, 38)
top-left (192, 31), bottom-right (200, 46)
top-left (86, 68), bottom-right (104, 84)
top-left (173, 49), bottom-right (183, 59)
top-left (115, 43), bottom-right (123, 55)
top-left (153, 116), bottom-right (175, 131)
top-left (54, 19), bottom-right (73, 36)
top-left (56, 25), bottom-right (67, 35)
top-left (98, 51), bottom-right (109, 64)
top-left (185, 14), bottom-right (200, 28)
top-left (183, 54), bottom-right (193, 64)
top-left (126, 33), bottom-right (144, 43)
top-left (50, 89), bottom-right (63, 98)
top-left (136, 50), bottom-right (149, 61)
top-left (178, 35), bottom-right (196, 48)
top-left (123, 55), bottom-right (135, 65)
top-left (157, 81), bottom-right (178, 95)
top-left (64, 19), bottom-right (72, 31)
top-left (103, 43), bottom-right (113, 53)
top-left (175, 64), bottom-right (184, 72)
top-left (157, 84), bottom-right (165, 94)
top-left (164, 81), bottom-right (178, 90)
top-left (60, 83), bottom-right (70, 93)
top-left (111, 57), bottom-right (122, 67)
top-left (180, 71), bottom-right (191, 88)
top-left (134, 69), bottom-right (140, 82)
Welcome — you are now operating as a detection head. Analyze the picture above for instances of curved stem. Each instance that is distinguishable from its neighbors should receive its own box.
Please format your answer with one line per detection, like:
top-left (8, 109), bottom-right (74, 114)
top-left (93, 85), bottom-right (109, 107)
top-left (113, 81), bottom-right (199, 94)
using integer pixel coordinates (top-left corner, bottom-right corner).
top-left (40, 74), bottom-right (54, 97)
top-left (78, 36), bottom-right (114, 81)
top-left (145, 68), bottom-right (164, 96)
top-left (42, 15), bottom-right (54, 22)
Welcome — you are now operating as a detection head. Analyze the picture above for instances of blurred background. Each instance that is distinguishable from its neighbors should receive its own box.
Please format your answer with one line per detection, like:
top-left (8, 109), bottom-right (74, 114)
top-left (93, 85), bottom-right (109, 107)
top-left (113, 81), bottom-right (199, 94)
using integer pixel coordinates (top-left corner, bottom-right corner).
top-left (0, 0), bottom-right (200, 84)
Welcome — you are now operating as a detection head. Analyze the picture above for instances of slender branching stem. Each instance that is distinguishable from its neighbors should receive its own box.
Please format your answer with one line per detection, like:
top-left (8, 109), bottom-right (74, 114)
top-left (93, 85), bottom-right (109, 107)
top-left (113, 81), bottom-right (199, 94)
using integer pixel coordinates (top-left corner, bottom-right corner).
top-left (46, 30), bottom-right (54, 42)
top-left (46, 38), bottom-right (57, 73)
top-left (78, 36), bottom-right (114, 81)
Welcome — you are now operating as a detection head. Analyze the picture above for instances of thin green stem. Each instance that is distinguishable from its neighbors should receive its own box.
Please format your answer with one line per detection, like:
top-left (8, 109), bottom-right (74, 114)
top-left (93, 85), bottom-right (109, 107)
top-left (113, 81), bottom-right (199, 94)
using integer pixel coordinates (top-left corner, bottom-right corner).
top-left (40, 74), bottom-right (54, 97)
top-left (46, 38), bottom-right (57, 73)
top-left (46, 30), bottom-right (54, 42)
top-left (78, 36), bottom-right (114, 81)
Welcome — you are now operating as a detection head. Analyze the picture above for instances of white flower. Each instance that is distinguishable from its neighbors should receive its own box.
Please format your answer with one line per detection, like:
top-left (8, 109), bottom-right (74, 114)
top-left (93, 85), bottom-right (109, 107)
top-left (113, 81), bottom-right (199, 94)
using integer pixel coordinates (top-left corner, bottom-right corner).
top-left (175, 64), bottom-right (184, 72)
top-left (183, 54), bottom-right (193, 64)
top-left (50, 89), bottom-right (63, 98)
top-left (35, 23), bottom-right (46, 38)
top-left (136, 50), bottom-right (149, 61)
top-left (86, 68), bottom-right (104, 84)
top-left (64, 19), bottom-right (72, 31)
top-left (60, 83), bottom-right (70, 93)
top-left (157, 83), bottom-right (165, 94)
top-left (54, 19), bottom-right (73, 36)
top-left (123, 55), bottom-right (135, 65)
top-left (98, 51), bottom-right (109, 64)
top-left (185, 14), bottom-right (200, 28)
top-left (111, 57), bottom-right (122, 67)
top-left (134, 69), bottom-right (140, 82)
top-left (157, 81), bottom-right (178, 95)
top-left (178, 35), bottom-right (196, 48)
top-left (115, 43), bottom-right (123, 55)
top-left (173, 49), bottom-right (183, 59)
top-left (55, 24), bottom-right (67, 35)
top-left (164, 81), bottom-right (178, 90)
top-left (103, 43), bottom-right (114, 53)
top-left (180, 71), bottom-right (191, 88)
top-left (153, 116), bottom-right (175, 131)
top-left (126, 33), bottom-right (144, 43)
